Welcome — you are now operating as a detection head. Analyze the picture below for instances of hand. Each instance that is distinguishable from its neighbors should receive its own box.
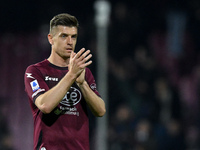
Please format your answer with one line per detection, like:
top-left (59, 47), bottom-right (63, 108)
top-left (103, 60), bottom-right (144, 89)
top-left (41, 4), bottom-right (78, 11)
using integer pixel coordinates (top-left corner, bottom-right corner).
top-left (68, 48), bottom-right (92, 78)
top-left (76, 69), bottom-right (86, 85)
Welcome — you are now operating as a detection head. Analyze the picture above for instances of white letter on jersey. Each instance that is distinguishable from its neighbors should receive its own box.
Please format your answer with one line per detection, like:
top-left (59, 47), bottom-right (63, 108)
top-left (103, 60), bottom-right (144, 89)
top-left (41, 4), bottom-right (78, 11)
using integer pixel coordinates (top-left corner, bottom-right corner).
top-left (26, 73), bottom-right (35, 79)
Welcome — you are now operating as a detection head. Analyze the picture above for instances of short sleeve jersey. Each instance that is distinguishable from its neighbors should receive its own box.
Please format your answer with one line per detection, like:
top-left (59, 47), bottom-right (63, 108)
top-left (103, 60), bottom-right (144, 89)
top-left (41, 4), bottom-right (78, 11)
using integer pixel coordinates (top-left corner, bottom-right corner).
top-left (24, 59), bottom-right (100, 150)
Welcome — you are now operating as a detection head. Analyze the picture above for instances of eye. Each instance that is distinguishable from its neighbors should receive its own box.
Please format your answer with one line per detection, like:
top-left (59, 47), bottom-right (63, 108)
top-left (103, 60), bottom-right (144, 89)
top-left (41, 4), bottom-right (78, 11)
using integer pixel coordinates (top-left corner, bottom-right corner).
top-left (72, 35), bottom-right (77, 39)
top-left (61, 34), bottom-right (67, 38)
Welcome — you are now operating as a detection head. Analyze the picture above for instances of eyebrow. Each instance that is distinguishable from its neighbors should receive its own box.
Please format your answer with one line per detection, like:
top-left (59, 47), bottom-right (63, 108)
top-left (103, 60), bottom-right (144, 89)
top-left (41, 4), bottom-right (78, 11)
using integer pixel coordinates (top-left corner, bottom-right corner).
top-left (59, 33), bottom-right (77, 37)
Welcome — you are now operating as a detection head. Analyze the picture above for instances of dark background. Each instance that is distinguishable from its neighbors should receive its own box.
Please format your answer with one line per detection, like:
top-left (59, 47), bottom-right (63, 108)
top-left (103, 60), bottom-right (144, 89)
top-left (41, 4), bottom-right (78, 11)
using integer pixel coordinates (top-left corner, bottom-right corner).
top-left (0, 0), bottom-right (200, 149)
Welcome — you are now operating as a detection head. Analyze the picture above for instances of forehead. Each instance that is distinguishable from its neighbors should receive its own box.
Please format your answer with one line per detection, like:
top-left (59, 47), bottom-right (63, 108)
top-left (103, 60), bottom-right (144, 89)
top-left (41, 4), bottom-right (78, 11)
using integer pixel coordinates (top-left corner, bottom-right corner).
top-left (53, 25), bottom-right (78, 35)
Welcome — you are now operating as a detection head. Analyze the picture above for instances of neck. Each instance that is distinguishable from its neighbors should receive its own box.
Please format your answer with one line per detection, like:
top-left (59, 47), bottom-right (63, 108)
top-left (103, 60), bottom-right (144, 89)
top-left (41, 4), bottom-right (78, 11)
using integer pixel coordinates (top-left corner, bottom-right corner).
top-left (47, 54), bottom-right (70, 67)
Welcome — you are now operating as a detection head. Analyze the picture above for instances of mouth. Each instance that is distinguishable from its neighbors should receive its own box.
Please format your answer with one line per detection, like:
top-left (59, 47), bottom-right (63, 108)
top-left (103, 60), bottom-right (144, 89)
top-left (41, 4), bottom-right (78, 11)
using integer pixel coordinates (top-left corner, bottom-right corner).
top-left (65, 48), bottom-right (73, 51)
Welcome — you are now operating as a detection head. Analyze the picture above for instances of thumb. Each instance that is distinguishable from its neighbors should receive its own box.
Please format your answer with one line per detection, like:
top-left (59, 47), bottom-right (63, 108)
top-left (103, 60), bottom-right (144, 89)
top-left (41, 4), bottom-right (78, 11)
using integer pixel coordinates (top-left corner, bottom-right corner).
top-left (70, 51), bottom-right (75, 58)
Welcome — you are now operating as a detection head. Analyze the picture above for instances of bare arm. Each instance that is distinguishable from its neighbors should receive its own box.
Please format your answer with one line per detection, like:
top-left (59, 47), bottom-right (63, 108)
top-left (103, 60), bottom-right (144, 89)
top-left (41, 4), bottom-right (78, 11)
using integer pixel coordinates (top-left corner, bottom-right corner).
top-left (78, 80), bottom-right (106, 117)
top-left (35, 72), bottom-right (76, 114)
top-left (35, 48), bottom-right (92, 114)
top-left (76, 69), bottom-right (106, 117)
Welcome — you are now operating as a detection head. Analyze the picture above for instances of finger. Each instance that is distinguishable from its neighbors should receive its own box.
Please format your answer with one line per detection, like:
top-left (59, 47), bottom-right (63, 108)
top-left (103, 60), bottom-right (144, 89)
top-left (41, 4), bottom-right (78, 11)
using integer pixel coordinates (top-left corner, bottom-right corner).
top-left (78, 54), bottom-right (92, 66)
top-left (81, 50), bottom-right (91, 58)
top-left (84, 54), bottom-right (92, 62)
top-left (78, 50), bottom-right (91, 62)
top-left (75, 48), bottom-right (85, 59)
top-left (70, 51), bottom-right (76, 59)
top-left (82, 60), bottom-right (92, 67)
top-left (79, 61), bottom-right (92, 69)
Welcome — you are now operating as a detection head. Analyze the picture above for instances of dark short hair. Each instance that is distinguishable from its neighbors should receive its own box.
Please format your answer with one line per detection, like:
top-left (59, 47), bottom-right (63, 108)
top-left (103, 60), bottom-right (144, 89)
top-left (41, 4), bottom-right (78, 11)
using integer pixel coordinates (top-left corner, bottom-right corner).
top-left (49, 13), bottom-right (79, 33)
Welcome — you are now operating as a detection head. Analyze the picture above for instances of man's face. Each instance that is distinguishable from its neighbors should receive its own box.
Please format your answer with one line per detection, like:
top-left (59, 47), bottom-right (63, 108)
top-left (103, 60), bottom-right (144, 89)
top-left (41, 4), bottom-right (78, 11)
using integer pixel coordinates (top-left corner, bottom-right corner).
top-left (50, 25), bottom-right (78, 59)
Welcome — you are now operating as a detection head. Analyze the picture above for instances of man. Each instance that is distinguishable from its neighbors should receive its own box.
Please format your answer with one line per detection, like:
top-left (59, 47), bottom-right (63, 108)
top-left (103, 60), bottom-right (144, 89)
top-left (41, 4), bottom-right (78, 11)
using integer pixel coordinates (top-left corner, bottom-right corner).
top-left (24, 13), bottom-right (106, 150)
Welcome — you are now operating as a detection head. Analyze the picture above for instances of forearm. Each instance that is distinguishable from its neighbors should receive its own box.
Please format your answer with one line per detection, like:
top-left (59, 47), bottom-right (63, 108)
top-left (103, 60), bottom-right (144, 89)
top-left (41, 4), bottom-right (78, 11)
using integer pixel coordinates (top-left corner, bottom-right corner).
top-left (35, 72), bottom-right (76, 114)
top-left (77, 81), bottom-right (106, 117)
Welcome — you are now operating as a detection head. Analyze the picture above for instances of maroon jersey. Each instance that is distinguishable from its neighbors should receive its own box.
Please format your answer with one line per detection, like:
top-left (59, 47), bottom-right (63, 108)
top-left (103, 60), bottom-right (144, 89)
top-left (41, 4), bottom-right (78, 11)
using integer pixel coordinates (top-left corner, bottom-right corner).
top-left (24, 59), bottom-right (100, 150)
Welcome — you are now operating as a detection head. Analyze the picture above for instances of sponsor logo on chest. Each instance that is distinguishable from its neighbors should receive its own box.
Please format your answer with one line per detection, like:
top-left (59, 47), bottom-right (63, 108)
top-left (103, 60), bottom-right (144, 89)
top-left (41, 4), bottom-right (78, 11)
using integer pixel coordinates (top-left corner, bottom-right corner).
top-left (61, 87), bottom-right (82, 106)
top-left (45, 76), bottom-right (58, 81)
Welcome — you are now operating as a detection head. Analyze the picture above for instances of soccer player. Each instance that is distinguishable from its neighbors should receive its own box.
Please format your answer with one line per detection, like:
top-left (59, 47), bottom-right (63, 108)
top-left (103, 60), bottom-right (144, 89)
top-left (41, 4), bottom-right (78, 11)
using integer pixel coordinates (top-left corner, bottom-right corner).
top-left (24, 13), bottom-right (106, 150)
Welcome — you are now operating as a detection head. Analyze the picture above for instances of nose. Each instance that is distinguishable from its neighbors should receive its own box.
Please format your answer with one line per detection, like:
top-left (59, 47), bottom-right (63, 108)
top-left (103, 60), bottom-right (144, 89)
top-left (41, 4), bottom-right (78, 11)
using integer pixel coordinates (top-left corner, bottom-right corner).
top-left (67, 36), bottom-right (73, 45)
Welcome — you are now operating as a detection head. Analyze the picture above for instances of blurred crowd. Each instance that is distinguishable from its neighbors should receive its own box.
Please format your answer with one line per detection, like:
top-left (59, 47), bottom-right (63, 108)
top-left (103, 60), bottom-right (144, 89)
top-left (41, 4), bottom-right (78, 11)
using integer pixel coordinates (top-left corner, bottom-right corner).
top-left (105, 0), bottom-right (200, 149)
top-left (1, 0), bottom-right (200, 149)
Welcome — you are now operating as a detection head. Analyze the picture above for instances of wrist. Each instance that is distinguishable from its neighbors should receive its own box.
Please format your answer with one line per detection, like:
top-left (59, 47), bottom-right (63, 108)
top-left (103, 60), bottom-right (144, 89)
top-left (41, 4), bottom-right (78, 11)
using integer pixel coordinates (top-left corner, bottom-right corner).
top-left (66, 71), bottom-right (77, 81)
top-left (76, 80), bottom-right (87, 87)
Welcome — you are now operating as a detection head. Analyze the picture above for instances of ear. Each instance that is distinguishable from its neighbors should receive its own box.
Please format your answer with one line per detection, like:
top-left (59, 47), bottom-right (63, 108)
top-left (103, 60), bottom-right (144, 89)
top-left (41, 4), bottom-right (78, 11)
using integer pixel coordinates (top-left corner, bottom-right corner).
top-left (47, 34), bottom-right (54, 45)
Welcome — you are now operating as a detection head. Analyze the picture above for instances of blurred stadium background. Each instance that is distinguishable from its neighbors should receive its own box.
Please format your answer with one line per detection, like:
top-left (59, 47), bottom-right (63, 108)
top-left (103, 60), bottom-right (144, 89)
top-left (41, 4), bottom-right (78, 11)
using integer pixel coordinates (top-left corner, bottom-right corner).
top-left (0, 0), bottom-right (200, 149)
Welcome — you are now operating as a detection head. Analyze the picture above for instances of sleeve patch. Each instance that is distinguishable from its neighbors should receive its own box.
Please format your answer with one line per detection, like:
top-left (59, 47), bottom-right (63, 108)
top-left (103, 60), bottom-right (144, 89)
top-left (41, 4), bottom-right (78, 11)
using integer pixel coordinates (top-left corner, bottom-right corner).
top-left (90, 83), bottom-right (97, 90)
top-left (30, 80), bottom-right (40, 92)
top-left (32, 88), bottom-right (45, 98)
